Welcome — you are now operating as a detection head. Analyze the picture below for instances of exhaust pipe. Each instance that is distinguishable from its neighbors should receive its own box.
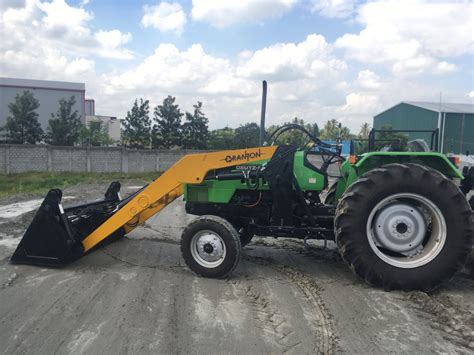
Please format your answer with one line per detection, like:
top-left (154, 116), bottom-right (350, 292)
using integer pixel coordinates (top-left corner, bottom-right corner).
top-left (259, 80), bottom-right (267, 146)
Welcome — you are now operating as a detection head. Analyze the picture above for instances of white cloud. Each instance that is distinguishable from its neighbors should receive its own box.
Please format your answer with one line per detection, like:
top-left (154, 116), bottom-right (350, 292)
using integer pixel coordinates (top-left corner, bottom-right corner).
top-left (335, 0), bottom-right (472, 76)
top-left (64, 58), bottom-right (95, 75)
top-left (434, 61), bottom-right (457, 75)
top-left (101, 35), bottom-right (355, 129)
top-left (468, 91), bottom-right (474, 99)
top-left (142, 2), bottom-right (186, 34)
top-left (95, 30), bottom-right (133, 59)
top-left (191, 0), bottom-right (297, 27)
top-left (311, 0), bottom-right (355, 18)
top-left (0, 0), bottom-right (27, 11)
top-left (392, 56), bottom-right (457, 77)
top-left (39, 0), bottom-right (92, 33)
top-left (1, 1), bottom-right (471, 133)
top-left (108, 43), bottom-right (234, 92)
top-left (0, 0), bottom-right (133, 62)
top-left (338, 93), bottom-right (381, 115)
top-left (357, 70), bottom-right (382, 89)
top-left (108, 34), bottom-right (348, 101)
top-left (0, 46), bottom-right (96, 80)
top-left (237, 34), bottom-right (347, 81)
top-left (199, 74), bottom-right (255, 96)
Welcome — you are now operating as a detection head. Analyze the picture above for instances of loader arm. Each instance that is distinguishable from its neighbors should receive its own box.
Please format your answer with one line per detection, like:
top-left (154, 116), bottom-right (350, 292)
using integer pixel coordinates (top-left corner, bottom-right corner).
top-left (82, 146), bottom-right (277, 251)
top-left (11, 146), bottom-right (278, 266)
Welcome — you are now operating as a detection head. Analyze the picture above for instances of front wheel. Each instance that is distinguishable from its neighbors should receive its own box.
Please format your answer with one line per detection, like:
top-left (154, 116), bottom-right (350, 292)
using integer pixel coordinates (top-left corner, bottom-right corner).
top-left (335, 163), bottom-right (473, 291)
top-left (181, 215), bottom-right (241, 278)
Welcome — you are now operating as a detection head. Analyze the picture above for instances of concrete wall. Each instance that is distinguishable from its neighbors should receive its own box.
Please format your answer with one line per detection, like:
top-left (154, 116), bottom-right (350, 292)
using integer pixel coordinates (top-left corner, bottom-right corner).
top-left (0, 145), bottom-right (204, 174)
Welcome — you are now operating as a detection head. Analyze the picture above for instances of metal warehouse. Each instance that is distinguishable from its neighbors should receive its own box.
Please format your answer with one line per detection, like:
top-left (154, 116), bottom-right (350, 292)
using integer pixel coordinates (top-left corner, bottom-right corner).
top-left (374, 101), bottom-right (474, 155)
top-left (0, 77), bottom-right (85, 130)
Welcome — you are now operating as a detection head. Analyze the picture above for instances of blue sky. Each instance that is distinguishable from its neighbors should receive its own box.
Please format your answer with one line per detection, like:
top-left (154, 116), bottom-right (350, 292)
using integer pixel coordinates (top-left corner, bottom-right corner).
top-left (1, 0), bottom-right (473, 131)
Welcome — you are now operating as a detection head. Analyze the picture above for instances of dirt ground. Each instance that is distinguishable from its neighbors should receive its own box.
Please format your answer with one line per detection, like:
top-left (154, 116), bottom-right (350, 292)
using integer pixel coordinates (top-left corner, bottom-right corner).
top-left (0, 181), bottom-right (473, 354)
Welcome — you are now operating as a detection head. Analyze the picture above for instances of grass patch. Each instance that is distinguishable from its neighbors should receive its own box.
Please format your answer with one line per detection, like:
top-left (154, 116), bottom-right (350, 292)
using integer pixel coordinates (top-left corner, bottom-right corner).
top-left (0, 171), bottom-right (160, 198)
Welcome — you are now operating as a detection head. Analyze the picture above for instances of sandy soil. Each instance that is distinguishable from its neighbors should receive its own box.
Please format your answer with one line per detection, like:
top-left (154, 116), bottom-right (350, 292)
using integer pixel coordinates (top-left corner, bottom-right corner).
top-left (0, 182), bottom-right (472, 354)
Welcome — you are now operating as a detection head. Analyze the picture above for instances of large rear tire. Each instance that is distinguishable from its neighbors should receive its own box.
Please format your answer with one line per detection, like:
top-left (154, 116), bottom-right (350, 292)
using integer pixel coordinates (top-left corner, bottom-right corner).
top-left (335, 163), bottom-right (473, 291)
top-left (181, 215), bottom-right (241, 278)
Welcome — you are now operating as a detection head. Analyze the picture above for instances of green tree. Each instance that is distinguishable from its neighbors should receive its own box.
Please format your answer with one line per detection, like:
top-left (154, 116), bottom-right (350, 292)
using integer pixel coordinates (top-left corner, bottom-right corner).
top-left (152, 95), bottom-right (183, 149)
top-left (376, 124), bottom-right (408, 151)
top-left (358, 122), bottom-right (371, 139)
top-left (79, 121), bottom-right (111, 146)
top-left (3, 90), bottom-right (43, 144)
top-left (353, 122), bottom-right (372, 154)
top-left (207, 127), bottom-right (235, 150)
top-left (122, 98), bottom-right (151, 149)
top-left (182, 102), bottom-right (209, 149)
top-left (310, 121), bottom-right (320, 138)
top-left (267, 117), bottom-right (319, 147)
top-left (47, 96), bottom-right (82, 146)
top-left (319, 119), bottom-right (352, 140)
top-left (233, 122), bottom-right (260, 148)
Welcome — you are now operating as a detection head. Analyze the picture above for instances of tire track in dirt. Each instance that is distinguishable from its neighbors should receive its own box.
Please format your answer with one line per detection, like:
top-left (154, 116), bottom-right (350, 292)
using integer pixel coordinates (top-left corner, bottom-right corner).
top-left (406, 291), bottom-right (474, 351)
top-left (65, 235), bottom-right (474, 353)
top-left (243, 254), bottom-right (337, 354)
top-left (227, 278), bottom-right (304, 354)
top-left (104, 236), bottom-right (337, 353)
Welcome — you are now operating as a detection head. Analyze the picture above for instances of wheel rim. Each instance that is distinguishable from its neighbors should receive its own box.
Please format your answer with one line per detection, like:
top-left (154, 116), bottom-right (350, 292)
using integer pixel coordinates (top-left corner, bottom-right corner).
top-left (366, 193), bottom-right (447, 268)
top-left (190, 230), bottom-right (226, 268)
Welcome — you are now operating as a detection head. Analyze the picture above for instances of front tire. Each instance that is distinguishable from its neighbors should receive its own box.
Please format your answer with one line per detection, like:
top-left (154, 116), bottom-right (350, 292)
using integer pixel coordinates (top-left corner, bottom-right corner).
top-left (335, 163), bottom-right (473, 291)
top-left (181, 215), bottom-right (241, 278)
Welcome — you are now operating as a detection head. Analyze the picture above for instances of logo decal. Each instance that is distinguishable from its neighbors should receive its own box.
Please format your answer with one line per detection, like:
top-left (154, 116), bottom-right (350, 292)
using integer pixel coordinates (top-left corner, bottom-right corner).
top-left (235, 165), bottom-right (260, 171)
top-left (222, 149), bottom-right (263, 163)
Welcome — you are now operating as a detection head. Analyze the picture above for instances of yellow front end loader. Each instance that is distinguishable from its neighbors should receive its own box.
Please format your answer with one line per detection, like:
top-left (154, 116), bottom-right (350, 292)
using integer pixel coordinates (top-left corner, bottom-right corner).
top-left (11, 146), bottom-right (278, 266)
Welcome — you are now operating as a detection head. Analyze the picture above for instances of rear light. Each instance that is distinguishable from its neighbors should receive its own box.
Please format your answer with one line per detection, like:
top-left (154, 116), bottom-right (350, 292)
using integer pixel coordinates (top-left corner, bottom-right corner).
top-left (448, 155), bottom-right (460, 166)
top-left (348, 155), bottom-right (358, 164)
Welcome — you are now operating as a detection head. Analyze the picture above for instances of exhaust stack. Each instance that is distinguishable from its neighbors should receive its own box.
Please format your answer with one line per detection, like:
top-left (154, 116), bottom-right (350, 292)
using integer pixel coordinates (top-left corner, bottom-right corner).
top-left (259, 80), bottom-right (267, 146)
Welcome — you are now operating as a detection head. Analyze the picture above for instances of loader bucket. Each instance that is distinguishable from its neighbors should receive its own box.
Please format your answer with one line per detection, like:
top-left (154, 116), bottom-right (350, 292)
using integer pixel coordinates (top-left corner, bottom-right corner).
top-left (11, 189), bottom-right (84, 266)
top-left (11, 182), bottom-right (125, 267)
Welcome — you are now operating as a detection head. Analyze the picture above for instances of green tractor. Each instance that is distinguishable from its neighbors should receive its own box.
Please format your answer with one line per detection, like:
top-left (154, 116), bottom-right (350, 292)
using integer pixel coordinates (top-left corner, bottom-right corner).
top-left (11, 124), bottom-right (473, 293)
top-left (182, 124), bottom-right (473, 291)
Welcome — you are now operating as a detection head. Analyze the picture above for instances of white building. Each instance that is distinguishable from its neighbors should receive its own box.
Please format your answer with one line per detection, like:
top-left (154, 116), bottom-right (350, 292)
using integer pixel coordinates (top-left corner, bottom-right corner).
top-left (85, 115), bottom-right (121, 144)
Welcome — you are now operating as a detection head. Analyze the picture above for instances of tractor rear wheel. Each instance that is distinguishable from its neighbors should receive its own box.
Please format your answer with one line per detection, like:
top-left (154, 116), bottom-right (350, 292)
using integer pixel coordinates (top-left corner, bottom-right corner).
top-left (181, 215), bottom-right (241, 278)
top-left (335, 163), bottom-right (473, 291)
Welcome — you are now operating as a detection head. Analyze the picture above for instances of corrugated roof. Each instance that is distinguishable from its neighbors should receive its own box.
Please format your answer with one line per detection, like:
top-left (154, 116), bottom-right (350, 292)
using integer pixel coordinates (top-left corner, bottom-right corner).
top-left (405, 101), bottom-right (474, 113)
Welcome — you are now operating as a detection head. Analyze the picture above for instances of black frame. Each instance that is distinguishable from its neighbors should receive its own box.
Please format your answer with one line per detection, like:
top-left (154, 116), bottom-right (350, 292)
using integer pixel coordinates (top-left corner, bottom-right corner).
top-left (350, 128), bottom-right (440, 155)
